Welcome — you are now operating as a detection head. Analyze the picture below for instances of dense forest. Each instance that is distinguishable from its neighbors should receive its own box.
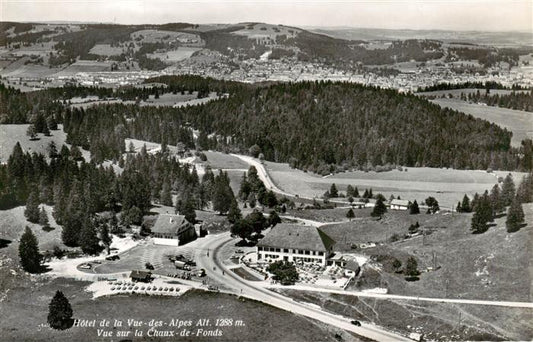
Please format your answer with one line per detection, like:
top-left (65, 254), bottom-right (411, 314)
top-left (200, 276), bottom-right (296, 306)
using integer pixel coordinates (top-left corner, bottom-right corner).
top-left (58, 80), bottom-right (530, 172)
top-left (2, 77), bottom-right (531, 174)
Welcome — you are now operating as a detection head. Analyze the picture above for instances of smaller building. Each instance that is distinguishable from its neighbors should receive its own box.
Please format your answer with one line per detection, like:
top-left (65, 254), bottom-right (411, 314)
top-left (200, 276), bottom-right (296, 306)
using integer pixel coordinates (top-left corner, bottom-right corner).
top-left (130, 270), bottom-right (152, 282)
top-left (257, 224), bottom-right (335, 266)
top-left (344, 260), bottom-right (360, 277)
top-left (390, 199), bottom-right (410, 210)
top-left (151, 214), bottom-right (196, 246)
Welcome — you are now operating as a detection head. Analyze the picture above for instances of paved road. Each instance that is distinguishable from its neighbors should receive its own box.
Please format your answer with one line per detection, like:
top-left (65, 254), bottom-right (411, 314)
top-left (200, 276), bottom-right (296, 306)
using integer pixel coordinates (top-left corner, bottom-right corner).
top-left (195, 232), bottom-right (412, 341)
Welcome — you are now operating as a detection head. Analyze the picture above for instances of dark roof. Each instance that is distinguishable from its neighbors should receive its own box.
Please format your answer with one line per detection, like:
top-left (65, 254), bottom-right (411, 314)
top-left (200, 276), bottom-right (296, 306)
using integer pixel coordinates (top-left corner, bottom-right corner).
top-left (257, 224), bottom-right (335, 252)
top-left (345, 260), bottom-right (360, 271)
top-left (151, 214), bottom-right (191, 235)
top-left (130, 270), bottom-right (151, 279)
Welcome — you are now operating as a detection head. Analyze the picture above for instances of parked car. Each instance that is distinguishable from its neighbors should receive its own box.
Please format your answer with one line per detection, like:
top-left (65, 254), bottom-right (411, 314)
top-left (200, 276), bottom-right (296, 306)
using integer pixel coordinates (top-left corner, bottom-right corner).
top-left (79, 263), bottom-right (91, 269)
top-left (235, 249), bottom-right (244, 254)
top-left (350, 320), bottom-right (361, 326)
top-left (106, 255), bottom-right (120, 261)
top-left (197, 268), bottom-right (206, 277)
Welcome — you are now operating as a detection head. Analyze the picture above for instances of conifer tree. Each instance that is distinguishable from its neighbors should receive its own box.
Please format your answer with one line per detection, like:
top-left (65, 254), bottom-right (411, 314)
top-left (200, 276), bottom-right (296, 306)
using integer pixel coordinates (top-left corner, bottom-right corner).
top-left (346, 185), bottom-right (354, 197)
top-left (353, 186), bottom-right (360, 198)
top-left (329, 183), bottom-right (338, 198)
top-left (409, 200), bottom-right (420, 214)
top-left (47, 291), bottom-right (73, 330)
top-left (501, 174), bottom-right (516, 207)
top-left (461, 194), bottom-right (471, 213)
top-left (506, 198), bottom-right (525, 233)
top-left (19, 226), bottom-right (42, 273)
top-left (489, 184), bottom-right (503, 215)
top-left (346, 208), bottom-right (355, 220)
top-left (24, 189), bottom-right (40, 223)
top-left (99, 221), bottom-right (112, 254)
top-left (371, 197), bottom-right (387, 218)
top-left (227, 199), bottom-right (242, 224)
top-left (182, 196), bottom-right (197, 224)
top-left (79, 216), bottom-right (100, 255)
top-left (516, 174), bottom-right (533, 203)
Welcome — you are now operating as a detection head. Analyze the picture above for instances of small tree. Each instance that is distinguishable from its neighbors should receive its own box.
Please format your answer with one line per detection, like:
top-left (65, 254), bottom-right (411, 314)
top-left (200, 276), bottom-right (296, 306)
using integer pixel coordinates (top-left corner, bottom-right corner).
top-left (249, 144), bottom-right (261, 158)
top-left (392, 259), bottom-right (402, 273)
top-left (409, 200), bottom-right (420, 214)
top-left (269, 210), bottom-right (281, 227)
top-left (425, 197), bottom-right (440, 214)
top-left (460, 194), bottom-right (472, 213)
top-left (371, 197), bottom-right (387, 218)
top-left (39, 206), bottom-right (50, 228)
top-left (506, 198), bottom-right (525, 233)
top-left (26, 124), bottom-right (37, 140)
top-left (329, 183), bottom-right (338, 198)
top-left (471, 210), bottom-right (489, 234)
top-left (404, 257), bottom-right (419, 279)
top-left (346, 208), bottom-right (355, 221)
top-left (47, 291), bottom-right (73, 330)
top-left (19, 226), bottom-right (42, 273)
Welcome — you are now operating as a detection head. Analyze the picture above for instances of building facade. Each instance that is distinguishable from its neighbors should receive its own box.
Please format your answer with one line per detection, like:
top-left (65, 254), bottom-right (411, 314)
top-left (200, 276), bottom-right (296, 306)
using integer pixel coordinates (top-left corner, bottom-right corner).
top-left (257, 224), bottom-right (336, 266)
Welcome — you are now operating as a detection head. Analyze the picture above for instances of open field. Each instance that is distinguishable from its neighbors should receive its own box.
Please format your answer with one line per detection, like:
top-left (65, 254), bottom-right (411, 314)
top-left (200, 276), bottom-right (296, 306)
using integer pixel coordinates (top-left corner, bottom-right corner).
top-left (233, 23), bottom-right (300, 40)
top-left (148, 47), bottom-right (202, 62)
top-left (0, 124), bottom-right (90, 163)
top-left (88, 44), bottom-right (124, 56)
top-left (0, 58), bottom-right (59, 78)
top-left (277, 289), bottom-right (532, 341)
top-left (263, 160), bottom-right (520, 209)
top-left (333, 203), bottom-right (533, 303)
top-left (0, 278), bottom-right (354, 342)
top-left (0, 205), bottom-right (68, 261)
top-left (52, 60), bottom-right (113, 77)
top-left (431, 98), bottom-right (533, 147)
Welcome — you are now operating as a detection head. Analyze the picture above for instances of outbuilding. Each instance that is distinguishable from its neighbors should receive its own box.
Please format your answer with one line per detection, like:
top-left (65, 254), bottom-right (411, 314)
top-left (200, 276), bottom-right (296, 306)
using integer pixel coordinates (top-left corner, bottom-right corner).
top-left (151, 214), bottom-right (196, 246)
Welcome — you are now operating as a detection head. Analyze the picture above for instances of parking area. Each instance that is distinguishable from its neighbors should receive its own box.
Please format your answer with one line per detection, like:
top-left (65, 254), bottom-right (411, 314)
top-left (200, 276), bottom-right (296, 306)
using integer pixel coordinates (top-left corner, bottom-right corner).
top-left (79, 239), bottom-right (202, 277)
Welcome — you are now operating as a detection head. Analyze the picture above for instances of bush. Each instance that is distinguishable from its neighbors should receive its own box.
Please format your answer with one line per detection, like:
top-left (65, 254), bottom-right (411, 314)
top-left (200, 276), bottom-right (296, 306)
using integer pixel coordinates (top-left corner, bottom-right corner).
top-left (266, 261), bottom-right (299, 285)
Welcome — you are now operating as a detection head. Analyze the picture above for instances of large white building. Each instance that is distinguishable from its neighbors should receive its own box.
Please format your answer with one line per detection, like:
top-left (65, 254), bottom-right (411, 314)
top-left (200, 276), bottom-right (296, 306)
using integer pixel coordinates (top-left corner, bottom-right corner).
top-left (256, 224), bottom-right (336, 266)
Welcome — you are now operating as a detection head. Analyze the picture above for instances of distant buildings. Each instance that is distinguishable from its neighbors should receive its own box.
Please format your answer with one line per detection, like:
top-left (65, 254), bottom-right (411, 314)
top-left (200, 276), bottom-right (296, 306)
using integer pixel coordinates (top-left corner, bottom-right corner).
top-left (151, 214), bottom-right (196, 246)
top-left (257, 224), bottom-right (336, 266)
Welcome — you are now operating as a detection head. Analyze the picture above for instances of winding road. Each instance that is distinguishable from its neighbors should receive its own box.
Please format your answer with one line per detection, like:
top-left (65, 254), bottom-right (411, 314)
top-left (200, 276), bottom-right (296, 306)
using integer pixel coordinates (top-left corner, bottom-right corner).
top-left (195, 232), bottom-right (412, 341)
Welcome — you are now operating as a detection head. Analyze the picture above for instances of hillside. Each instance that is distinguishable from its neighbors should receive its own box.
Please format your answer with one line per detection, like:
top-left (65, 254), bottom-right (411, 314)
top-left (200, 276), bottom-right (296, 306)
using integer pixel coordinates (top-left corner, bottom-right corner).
top-left (1, 21), bottom-right (530, 72)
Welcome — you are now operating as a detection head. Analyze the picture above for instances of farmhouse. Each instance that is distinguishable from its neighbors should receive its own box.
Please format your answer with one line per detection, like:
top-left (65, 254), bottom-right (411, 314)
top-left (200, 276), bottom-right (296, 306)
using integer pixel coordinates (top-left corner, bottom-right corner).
top-left (390, 199), bottom-right (410, 210)
top-left (257, 224), bottom-right (335, 266)
top-left (151, 214), bottom-right (196, 246)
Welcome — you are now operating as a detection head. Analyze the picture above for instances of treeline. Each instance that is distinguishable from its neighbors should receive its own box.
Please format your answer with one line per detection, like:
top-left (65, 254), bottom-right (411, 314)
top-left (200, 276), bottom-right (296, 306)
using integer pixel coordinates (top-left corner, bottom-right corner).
top-left (463, 90), bottom-right (533, 112)
top-left (418, 81), bottom-right (530, 92)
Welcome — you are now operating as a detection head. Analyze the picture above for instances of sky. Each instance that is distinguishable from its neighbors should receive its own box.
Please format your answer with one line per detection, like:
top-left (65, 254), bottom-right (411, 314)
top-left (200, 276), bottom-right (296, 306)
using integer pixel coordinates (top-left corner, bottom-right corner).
top-left (1, 0), bottom-right (531, 32)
